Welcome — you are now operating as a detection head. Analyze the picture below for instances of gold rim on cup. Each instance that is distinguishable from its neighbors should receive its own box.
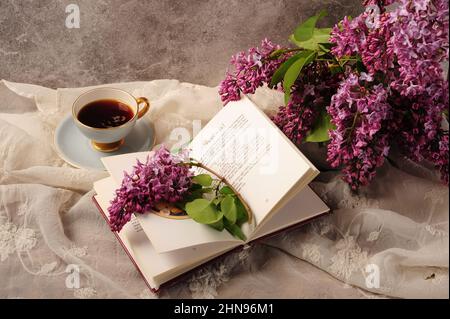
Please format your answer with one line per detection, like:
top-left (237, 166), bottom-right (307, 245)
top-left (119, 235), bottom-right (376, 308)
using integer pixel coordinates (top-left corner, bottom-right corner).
top-left (72, 88), bottom-right (150, 152)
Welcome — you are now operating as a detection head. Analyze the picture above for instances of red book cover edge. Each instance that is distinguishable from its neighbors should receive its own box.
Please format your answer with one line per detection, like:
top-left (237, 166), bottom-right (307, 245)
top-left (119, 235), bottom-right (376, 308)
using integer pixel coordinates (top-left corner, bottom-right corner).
top-left (92, 195), bottom-right (330, 294)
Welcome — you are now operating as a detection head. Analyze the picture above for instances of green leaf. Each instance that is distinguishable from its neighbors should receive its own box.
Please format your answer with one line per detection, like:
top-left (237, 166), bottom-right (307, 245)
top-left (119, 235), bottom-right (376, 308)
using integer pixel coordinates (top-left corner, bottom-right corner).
top-left (224, 219), bottom-right (246, 241)
top-left (315, 27), bottom-right (332, 40)
top-left (293, 10), bottom-right (327, 42)
top-left (183, 190), bottom-right (203, 203)
top-left (269, 48), bottom-right (286, 58)
top-left (190, 183), bottom-right (203, 190)
top-left (185, 199), bottom-right (223, 224)
top-left (219, 186), bottom-right (234, 195)
top-left (290, 28), bottom-right (332, 51)
top-left (201, 187), bottom-right (213, 193)
top-left (305, 111), bottom-right (335, 142)
top-left (183, 183), bottom-right (204, 202)
top-left (318, 42), bottom-right (333, 52)
top-left (283, 50), bottom-right (316, 104)
top-left (209, 219), bottom-right (224, 231)
top-left (192, 174), bottom-right (212, 187)
top-left (235, 198), bottom-right (248, 224)
top-left (270, 53), bottom-right (303, 88)
top-left (317, 42), bottom-right (332, 57)
top-left (329, 64), bottom-right (342, 75)
top-left (221, 195), bottom-right (237, 224)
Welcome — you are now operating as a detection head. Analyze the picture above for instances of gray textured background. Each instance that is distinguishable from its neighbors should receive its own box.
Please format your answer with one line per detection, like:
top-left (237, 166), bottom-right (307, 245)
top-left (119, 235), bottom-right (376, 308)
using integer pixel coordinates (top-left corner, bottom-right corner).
top-left (0, 0), bottom-right (362, 88)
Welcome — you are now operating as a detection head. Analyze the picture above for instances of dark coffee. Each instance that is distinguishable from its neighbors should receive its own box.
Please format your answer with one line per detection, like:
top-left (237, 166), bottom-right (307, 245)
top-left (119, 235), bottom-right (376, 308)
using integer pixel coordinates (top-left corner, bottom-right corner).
top-left (77, 99), bottom-right (134, 128)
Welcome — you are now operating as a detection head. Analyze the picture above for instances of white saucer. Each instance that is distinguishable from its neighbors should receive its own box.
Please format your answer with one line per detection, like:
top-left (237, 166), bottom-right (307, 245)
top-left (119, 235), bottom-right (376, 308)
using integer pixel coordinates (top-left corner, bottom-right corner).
top-left (55, 114), bottom-right (155, 170)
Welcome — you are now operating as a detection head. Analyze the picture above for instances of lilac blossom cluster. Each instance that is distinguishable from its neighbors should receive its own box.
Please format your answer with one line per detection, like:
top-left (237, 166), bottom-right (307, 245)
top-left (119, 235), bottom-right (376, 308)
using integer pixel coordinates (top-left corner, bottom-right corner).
top-left (219, 39), bottom-right (287, 105)
top-left (327, 73), bottom-right (392, 189)
top-left (362, 0), bottom-right (396, 7)
top-left (108, 147), bottom-right (192, 232)
top-left (329, 0), bottom-right (449, 187)
top-left (220, 0), bottom-right (449, 190)
top-left (387, 0), bottom-right (449, 97)
top-left (272, 62), bottom-right (342, 145)
top-left (271, 90), bottom-right (319, 146)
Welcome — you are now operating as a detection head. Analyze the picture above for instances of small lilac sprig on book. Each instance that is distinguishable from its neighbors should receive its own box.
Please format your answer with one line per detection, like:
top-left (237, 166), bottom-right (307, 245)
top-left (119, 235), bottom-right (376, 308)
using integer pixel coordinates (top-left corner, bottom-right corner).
top-left (108, 146), bottom-right (251, 240)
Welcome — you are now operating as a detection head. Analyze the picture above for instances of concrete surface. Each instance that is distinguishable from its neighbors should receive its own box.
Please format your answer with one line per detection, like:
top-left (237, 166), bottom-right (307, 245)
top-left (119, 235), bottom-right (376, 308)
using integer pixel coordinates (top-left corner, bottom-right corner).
top-left (0, 0), bottom-right (363, 88)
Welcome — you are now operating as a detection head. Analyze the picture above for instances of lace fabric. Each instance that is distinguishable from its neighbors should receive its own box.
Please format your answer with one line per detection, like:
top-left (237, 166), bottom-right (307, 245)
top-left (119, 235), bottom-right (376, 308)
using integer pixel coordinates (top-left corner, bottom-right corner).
top-left (0, 80), bottom-right (448, 299)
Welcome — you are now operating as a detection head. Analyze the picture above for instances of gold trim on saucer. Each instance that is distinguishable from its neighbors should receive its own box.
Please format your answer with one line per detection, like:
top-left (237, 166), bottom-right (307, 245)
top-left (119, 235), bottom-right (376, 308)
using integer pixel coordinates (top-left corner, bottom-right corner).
top-left (91, 139), bottom-right (125, 152)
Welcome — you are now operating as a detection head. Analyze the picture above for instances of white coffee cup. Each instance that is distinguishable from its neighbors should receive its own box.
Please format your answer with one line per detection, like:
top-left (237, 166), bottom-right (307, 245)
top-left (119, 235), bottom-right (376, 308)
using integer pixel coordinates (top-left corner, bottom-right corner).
top-left (72, 87), bottom-right (150, 152)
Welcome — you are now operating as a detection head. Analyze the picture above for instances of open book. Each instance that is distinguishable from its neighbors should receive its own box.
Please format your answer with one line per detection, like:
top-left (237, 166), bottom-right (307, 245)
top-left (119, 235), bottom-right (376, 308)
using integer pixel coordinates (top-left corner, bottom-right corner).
top-left (93, 97), bottom-right (330, 291)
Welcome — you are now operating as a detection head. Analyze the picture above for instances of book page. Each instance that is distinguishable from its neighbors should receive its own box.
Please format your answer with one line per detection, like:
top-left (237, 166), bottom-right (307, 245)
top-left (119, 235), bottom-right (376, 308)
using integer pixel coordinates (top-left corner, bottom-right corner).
top-left (100, 157), bottom-right (241, 253)
top-left (100, 96), bottom-right (320, 251)
top-left (250, 186), bottom-right (329, 240)
top-left (93, 177), bottom-right (240, 288)
top-left (189, 96), bottom-right (318, 226)
top-left (101, 151), bottom-right (151, 180)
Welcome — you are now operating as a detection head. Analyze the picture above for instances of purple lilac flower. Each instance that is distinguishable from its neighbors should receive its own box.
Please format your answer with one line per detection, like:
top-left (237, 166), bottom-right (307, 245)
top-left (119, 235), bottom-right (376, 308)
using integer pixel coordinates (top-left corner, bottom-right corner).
top-left (329, 0), bottom-right (449, 186)
top-left (272, 62), bottom-right (342, 145)
top-left (108, 147), bottom-right (193, 232)
top-left (332, 0), bottom-right (449, 83)
top-left (327, 73), bottom-right (392, 190)
top-left (272, 90), bottom-right (319, 146)
top-left (435, 133), bottom-right (449, 185)
top-left (330, 15), bottom-right (367, 58)
top-left (219, 39), bottom-right (286, 105)
top-left (362, 0), bottom-right (396, 8)
top-left (384, 0), bottom-right (449, 185)
top-left (330, 11), bottom-right (394, 75)
top-left (387, 0), bottom-right (449, 97)
top-left (389, 83), bottom-right (449, 184)
top-left (218, 72), bottom-right (240, 103)
top-left (361, 12), bottom-right (394, 74)
top-left (425, 131), bottom-right (449, 185)
top-left (221, 0), bottom-right (449, 189)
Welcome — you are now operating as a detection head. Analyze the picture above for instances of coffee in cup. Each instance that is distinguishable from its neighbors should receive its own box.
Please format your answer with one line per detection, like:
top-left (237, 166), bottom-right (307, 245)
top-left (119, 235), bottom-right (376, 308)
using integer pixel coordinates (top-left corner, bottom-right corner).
top-left (72, 88), bottom-right (150, 152)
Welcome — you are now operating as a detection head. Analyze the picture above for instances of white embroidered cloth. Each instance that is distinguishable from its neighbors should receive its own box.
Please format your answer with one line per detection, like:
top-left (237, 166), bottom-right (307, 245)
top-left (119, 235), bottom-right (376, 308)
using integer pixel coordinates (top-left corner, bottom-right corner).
top-left (0, 79), bottom-right (448, 298)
